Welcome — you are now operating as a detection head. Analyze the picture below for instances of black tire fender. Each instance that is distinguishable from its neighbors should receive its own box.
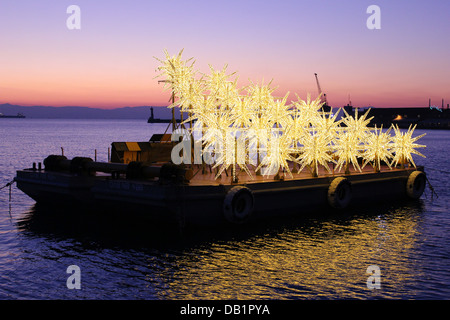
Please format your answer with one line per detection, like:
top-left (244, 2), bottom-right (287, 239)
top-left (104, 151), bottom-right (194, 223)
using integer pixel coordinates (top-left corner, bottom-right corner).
top-left (223, 186), bottom-right (254, 224)
top-left (406, 170), bottom-right (426, 199)
top-left (328, 177), bottom-right (352, 209)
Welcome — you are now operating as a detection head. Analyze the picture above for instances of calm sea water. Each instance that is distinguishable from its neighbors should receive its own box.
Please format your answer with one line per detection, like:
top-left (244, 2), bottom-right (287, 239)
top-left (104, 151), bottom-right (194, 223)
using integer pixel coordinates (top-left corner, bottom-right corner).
top-left (0, 119), bottom-right (449, 300)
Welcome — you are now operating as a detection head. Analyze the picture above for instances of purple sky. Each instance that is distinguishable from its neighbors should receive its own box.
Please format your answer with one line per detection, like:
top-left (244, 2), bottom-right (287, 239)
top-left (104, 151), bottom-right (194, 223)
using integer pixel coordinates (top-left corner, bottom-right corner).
top-left (0, 0), bottom-right (449, 108)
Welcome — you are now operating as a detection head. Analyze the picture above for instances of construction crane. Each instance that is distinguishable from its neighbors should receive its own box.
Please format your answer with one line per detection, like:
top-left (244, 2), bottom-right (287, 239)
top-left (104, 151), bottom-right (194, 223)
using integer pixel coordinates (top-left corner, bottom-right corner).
top-left (314, 73), bottom-right (332, 113)
top-left (314, 73), bottom-right (328, 106)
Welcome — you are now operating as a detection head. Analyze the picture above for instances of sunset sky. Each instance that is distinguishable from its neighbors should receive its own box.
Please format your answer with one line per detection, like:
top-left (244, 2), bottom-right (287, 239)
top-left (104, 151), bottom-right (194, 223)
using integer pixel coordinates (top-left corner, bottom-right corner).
top-left (0, 0), bottom-right (449, 109)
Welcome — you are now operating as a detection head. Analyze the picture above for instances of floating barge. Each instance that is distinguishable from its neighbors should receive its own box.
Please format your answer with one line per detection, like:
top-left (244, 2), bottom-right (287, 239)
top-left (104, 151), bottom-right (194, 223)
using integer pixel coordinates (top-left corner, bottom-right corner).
top-left (14, 154), bottom-right (427, 227)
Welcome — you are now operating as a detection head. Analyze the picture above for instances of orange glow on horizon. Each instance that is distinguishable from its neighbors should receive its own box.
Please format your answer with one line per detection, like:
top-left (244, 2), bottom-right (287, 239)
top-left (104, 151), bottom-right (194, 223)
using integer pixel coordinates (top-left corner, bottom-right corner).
top-left (1, 2), bottom-right (449, 110)
top-left (0, 53), bottom-right (444, 109)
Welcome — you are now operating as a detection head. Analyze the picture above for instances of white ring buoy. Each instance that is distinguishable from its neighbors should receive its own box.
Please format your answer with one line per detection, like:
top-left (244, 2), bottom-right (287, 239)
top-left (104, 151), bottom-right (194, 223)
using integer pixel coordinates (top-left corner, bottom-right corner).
top-left (223, 186), bottom-right (254, 224)
top-left (328, 177), bottom-right (352, 209)
top-left (406, 170), bottom-right (426, 199)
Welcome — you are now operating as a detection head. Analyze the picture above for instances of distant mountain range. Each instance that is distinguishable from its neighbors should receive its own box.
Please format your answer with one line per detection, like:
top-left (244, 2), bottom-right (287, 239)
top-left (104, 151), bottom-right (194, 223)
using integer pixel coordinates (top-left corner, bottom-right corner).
top-left (0, 103), bottom-right (176, 120)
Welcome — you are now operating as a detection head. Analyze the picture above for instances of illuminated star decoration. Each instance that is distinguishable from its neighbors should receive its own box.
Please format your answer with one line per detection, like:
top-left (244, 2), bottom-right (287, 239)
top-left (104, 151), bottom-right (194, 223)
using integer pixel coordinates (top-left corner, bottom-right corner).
top-left (341, 107), bottom-right (373, 141)
top-left (390, 124), bottom-right (426, 168)
top-left (334, 108), bottom-right (373, 173)
top-left (267, 93), bottom-right (293, 129)
top-left (155, 49), bottom-right (196, 106)
top-left (362, 125), bottom-right (394, 172)
top-left (155, 50), bottom-right (427, 180)
top-left (245, 81), bottom-right (276, 169)
top-left (256, 127), bottom-right (296, 178)
top-left (296, 126), bottom-right (336, 177)
top-left (292, 94), bottom-right (324, 128)
top-left (333, 130), bottom-right (362, 174)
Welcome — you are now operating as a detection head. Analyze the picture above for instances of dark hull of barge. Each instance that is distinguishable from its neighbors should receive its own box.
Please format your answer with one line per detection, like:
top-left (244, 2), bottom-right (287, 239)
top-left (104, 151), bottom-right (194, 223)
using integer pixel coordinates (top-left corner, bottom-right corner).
top-left (14, 160), bottom-right (427, 227)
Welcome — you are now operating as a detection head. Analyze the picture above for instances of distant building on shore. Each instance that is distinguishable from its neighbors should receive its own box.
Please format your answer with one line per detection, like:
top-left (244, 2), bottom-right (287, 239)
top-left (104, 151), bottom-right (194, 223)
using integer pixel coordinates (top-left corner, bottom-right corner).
top-left (342, 103), bottom-right (450, 129)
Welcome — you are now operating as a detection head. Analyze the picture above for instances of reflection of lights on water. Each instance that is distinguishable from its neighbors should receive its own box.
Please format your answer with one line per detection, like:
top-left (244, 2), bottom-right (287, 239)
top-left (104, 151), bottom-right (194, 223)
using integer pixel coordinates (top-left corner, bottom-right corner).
top-left (151, 209), bottom-right (423, 299)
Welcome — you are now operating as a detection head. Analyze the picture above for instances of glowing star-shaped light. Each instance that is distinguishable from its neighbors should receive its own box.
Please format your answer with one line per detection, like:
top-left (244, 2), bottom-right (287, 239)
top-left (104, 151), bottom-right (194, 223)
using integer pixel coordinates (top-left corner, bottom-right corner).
top-left (156, 50), bottom-right (428, 181)
top-left (267, 93), bottom-right (293, 129)
top-left (177, 77), bottom-right (204, 115)
top-left (212, 129), bottom-right (252, 181)
top-left (244, 81), bottom-right (277, 168)
top-left (256, 128), bottom-right (296, 178)
top-left (231, 95), bottom-right (254, 129)
top-left (312, 108), bottom-right (342, 134)
top-left (341, 107), bottom-right (373, 142)
top-left (362, 126), bottom-right (394, 172)
top-left (205, 64), bottom-right (237, 100)
top-left (333, 130), bottom-right (363, 173)
top-left (296, 126), bottom-right (335, 177)
top-left (246, 118), bottom-right (271, 167)
top-left (391, 124), bottom-right (426, 168)
top-left (288, 107), bottom-right (304, 149)
top-left (247, 80), bottom-right (276, 115)
top-left (155, 49), bottom-right (196, 99)
top-left (292, 94), bottom-right (325, 127)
